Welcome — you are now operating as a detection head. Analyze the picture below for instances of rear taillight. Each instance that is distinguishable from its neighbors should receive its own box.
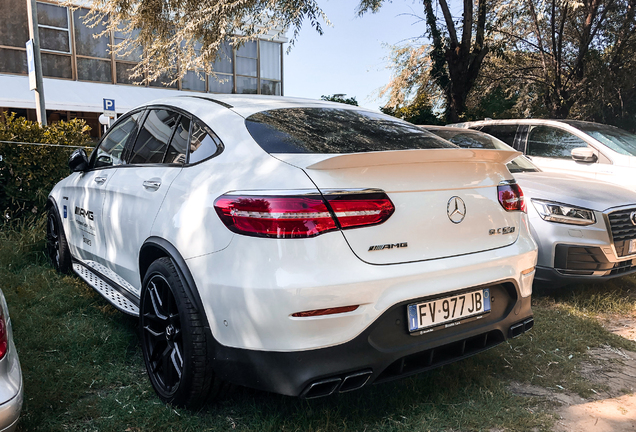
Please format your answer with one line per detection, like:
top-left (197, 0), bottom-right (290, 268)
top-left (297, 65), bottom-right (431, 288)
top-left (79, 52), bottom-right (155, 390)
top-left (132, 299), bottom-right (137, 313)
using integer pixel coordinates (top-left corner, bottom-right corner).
top-left (325, 191), bottom-right (395, 229)
top-left (214, 190), bottom-right (394, 238)
top-left (497, 182), bottom-right (526, 212)
top-left (0, 312), bottom-right (8, 360)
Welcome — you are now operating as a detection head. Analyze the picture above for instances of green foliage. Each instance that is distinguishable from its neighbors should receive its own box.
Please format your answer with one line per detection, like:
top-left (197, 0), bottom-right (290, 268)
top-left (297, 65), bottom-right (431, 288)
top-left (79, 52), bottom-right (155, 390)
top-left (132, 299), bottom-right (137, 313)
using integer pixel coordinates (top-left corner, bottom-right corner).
top-left (88, 0), bottom-right (328, 85)
top-left (320, 94), bottom-right (359, 106)
top-left (380, 93), bottom-right (442, 125)
top-left (0, 113), bottom-right (93, 221)
top-left (464, 86), bottom-right (520, 121)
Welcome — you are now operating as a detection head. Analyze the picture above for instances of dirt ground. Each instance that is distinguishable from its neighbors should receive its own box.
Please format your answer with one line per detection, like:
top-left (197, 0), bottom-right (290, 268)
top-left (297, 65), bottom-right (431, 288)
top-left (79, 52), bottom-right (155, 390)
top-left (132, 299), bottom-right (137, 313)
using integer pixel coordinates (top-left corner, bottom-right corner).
top-left (511, 315), bottom-right (636, 431)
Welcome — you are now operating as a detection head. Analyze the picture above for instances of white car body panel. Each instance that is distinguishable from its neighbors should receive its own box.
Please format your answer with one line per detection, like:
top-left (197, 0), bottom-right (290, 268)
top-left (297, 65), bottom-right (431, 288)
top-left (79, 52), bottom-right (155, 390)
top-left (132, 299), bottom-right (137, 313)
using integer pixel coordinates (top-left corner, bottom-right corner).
top-left (61, 170), bottom-right (113, 263)
top-left (101, 166), bottom-right (183, 294)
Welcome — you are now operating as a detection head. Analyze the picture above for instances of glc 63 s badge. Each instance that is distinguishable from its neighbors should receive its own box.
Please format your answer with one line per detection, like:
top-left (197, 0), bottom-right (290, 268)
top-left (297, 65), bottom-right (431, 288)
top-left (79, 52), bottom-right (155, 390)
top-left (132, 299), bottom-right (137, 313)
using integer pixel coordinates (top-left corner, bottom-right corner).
top-left (489, 226), bottom-right (515, 235)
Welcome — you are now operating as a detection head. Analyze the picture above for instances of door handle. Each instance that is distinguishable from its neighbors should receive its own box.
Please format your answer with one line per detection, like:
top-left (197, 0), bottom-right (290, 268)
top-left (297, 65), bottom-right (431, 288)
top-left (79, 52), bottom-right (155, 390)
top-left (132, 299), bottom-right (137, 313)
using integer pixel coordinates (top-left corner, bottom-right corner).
top-left (94, 176), bottom-right (107, 184)
top-left (143, 180), bottom-right (161, 190)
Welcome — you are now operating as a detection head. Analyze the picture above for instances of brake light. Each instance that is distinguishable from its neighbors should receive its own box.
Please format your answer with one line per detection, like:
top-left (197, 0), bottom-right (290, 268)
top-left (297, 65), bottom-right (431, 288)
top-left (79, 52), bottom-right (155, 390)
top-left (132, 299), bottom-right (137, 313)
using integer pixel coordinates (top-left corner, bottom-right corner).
top-left (214, 191), bottom-right (395, 238)
top-left (497, 183), bottom-right (526, 212)
top-left (0, 311), bottom-right (7, 360)
top-left (326, 191), bottom-right (395, 229)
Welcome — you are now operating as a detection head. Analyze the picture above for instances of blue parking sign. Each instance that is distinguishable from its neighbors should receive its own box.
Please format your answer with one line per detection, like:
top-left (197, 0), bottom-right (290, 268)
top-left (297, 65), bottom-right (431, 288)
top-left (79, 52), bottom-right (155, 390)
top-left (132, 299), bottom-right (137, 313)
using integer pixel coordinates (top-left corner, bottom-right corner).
top-left (103, 99), bottom-right (115, 112)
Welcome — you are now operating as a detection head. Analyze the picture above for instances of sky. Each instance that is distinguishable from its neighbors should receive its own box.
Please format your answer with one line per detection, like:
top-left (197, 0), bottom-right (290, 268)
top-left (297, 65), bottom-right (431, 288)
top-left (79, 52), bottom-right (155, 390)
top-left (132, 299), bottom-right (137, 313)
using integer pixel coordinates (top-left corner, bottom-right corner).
top-left (283, 1), bottom-right (428, 111)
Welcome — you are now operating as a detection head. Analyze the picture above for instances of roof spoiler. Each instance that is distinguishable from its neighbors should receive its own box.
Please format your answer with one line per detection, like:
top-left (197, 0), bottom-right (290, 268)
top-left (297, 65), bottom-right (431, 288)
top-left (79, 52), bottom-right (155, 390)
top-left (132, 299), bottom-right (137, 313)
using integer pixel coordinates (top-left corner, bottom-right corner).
top-left (302, 148), bottom-right (521, 170)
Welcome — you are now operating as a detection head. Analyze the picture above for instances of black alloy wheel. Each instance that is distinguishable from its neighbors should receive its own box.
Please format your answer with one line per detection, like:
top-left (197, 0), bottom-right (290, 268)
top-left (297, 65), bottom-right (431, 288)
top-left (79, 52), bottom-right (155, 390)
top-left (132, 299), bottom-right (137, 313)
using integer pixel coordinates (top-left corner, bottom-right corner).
top-left (46, 206), bottom-right (71, 273)
top-left (141, 273), bottom-right (184, 396)
top-left (139, 257), bottom-right (223, 408)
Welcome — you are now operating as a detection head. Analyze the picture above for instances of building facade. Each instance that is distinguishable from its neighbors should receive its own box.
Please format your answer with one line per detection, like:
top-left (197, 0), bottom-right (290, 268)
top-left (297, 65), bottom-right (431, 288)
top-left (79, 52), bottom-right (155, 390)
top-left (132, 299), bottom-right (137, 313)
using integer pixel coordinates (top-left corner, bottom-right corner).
top-left (0, 0), bottom-right (286, 137)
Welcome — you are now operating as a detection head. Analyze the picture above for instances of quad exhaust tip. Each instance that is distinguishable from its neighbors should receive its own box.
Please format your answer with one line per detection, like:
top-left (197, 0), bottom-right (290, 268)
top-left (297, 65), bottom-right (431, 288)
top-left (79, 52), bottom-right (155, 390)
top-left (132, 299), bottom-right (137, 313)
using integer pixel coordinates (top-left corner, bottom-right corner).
top-left (301, 370), bottom-right (373, 399)
top-left (509, 317), bottom-right (534, 338)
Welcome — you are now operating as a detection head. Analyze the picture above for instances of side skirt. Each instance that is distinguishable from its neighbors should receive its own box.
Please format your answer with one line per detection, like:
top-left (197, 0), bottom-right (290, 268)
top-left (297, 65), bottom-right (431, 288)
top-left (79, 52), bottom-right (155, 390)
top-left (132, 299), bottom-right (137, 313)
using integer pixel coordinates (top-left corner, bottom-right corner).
top-left (72, 260), bottom-right (140, 316)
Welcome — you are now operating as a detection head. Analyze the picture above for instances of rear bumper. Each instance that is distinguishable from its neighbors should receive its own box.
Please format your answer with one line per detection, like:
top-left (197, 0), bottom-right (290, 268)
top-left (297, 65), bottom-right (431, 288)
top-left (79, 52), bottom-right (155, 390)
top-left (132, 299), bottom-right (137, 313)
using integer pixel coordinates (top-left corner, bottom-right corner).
top-left (213, 285), bottom-right (533, 397)
top-left (188, 216), bottom-right (537, 352)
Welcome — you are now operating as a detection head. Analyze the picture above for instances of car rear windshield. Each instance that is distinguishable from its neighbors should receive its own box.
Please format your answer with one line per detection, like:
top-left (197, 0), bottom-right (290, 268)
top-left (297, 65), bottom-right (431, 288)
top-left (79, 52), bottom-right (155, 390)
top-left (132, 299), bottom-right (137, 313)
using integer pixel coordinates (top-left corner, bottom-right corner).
top-left (245, 108), bottom-right (456, 153)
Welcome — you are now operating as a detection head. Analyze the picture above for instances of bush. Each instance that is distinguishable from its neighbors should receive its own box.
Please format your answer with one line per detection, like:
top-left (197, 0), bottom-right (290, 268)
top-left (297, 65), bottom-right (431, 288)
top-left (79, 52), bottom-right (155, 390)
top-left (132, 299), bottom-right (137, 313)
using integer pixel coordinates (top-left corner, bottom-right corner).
top-left (0, 113), bottom-right (93, 221)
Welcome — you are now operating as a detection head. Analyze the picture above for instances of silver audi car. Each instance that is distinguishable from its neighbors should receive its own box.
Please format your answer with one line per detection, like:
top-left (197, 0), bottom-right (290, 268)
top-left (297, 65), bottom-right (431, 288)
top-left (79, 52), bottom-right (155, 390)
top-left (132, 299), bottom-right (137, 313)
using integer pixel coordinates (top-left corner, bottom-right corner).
top-left (425, 126), bottom-right (636, 287)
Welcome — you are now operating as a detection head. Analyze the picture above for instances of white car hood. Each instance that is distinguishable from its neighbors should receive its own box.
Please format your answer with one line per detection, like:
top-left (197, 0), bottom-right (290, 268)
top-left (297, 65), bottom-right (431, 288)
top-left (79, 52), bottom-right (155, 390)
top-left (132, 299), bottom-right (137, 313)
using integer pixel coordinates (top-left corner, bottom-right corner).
top-left (515, 171), bottom-right (636, 211)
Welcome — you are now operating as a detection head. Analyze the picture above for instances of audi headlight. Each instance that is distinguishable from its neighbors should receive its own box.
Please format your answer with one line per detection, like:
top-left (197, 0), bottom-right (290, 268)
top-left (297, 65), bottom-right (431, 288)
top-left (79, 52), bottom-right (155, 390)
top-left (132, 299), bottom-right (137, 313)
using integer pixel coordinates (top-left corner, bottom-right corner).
top-left (531, 199), bottom-right (596, 225)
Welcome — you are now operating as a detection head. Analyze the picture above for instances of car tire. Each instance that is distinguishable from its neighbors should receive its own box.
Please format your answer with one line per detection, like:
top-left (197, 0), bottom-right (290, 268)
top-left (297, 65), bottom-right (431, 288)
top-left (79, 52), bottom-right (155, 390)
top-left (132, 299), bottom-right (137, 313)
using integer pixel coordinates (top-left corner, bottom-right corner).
top-left (46, 206), bottom-right (72, 273)
top-left (139, 257), bottom-right (224, 408)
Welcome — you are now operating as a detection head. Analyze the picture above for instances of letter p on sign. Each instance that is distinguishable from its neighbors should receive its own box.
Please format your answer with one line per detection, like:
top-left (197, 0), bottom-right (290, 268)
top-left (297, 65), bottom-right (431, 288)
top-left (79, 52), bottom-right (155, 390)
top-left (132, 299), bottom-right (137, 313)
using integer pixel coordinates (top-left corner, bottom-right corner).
top-left (103, 99), bottom-right (116, 119)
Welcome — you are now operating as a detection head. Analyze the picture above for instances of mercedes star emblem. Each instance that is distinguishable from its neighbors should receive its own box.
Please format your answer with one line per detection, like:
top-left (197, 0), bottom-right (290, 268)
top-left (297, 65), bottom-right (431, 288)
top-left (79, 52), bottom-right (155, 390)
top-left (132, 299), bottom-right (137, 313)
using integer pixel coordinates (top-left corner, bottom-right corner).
top-left (447, 196), bottom-right (466, 224)
top-left (631, 211), bottom-right (636, 226)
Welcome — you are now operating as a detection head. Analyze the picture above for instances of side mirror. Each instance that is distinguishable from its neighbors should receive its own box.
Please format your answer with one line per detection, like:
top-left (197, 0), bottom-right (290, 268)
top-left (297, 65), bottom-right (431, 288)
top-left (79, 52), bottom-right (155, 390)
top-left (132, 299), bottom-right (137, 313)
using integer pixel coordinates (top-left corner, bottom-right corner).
top-left (571, 147), bottom-right (597, 163)
top-left (68, 148), bottom-right (89, 172)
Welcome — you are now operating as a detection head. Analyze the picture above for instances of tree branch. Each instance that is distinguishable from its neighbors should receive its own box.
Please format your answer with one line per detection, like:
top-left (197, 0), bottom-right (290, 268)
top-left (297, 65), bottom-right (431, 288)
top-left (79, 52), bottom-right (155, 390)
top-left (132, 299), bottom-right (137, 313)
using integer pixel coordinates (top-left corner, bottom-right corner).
top-left (474, 0), bottom-right (486, 52)
top-left (438, 0), bottom-right (459, 46)
top-left (461, 0), bottom-right (473, 51)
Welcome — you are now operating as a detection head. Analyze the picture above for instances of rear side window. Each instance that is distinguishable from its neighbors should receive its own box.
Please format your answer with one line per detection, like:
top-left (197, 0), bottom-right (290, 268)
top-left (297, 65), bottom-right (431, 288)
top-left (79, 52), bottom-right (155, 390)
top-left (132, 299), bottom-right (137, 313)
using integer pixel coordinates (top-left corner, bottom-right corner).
top-left (245, 108), bottom-right (455, 153)
top-left (478, 125), bottom-right (518, 147)
top-left (92, 111), bottom-right (142, 168)
top-left (129, 109), bottom-right (180, 164)
top-left (189, 121), bottom-right (223, 164)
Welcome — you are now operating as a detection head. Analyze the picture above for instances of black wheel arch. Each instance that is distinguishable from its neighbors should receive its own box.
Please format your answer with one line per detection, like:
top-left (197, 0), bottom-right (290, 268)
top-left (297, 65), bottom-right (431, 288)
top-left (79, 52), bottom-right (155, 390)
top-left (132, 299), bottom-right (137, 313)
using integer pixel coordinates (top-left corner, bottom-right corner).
top-left (46, 196), bottom-right (59, 214)
top-left (139, 237), bottom-right (206, 317)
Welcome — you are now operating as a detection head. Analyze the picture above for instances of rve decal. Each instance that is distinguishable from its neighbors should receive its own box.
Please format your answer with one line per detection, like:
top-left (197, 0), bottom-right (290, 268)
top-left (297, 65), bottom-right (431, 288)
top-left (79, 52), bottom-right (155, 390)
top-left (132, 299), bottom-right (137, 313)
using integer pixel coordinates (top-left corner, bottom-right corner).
top-left (75, 206), bottom-right (94, 221)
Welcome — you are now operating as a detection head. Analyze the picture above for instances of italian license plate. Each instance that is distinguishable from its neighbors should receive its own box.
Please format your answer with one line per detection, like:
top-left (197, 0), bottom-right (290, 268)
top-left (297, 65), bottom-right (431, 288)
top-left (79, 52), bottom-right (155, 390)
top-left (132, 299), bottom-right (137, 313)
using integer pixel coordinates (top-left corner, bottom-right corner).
top-left (407, 288), bottom-right (491, 332)
top-left (629, 239), bottom-right (636, 254)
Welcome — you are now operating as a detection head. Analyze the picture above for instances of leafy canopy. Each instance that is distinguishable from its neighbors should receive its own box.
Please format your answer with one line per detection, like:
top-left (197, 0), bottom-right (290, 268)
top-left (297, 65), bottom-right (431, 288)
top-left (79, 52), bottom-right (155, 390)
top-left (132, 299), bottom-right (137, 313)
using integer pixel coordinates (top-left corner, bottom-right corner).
top-left (76, 0), bottom-right (330, 84)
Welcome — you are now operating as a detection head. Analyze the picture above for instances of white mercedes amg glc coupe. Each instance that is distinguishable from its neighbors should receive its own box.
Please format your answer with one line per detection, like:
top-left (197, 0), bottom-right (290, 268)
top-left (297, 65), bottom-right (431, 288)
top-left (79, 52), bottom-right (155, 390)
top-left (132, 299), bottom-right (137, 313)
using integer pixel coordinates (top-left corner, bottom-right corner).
top-left (47, 96), bottom-right (537, 408)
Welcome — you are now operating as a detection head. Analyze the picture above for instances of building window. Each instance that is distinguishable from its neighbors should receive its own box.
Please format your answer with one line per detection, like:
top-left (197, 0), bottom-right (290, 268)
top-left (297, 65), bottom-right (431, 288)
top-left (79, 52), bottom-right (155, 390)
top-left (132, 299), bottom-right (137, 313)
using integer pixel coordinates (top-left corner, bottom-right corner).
top-left (0, 0), bottom-right (28, 75)
top-left (0, 0), bottom-right (29, 48)
top-left (208, 41), bottom-right (233, 94)
top-left (0, 48), bottom-right (27, 75)
top-left (259, 41), bottom-right (281, 95)
top-left (37, 2), bottom-right (70, 52)
top-left (74, 7), bottom-right (111, 82)
top-left (181, 41), bottom-right (206, 92)
top-left (235, 40), bottom-right (257, 94)
top-left (41, 52), bottom-right (72, 78)
top-left (37, 1), bottom-right (72, 79)
top-left (114, 27), bottom-right (142, 85)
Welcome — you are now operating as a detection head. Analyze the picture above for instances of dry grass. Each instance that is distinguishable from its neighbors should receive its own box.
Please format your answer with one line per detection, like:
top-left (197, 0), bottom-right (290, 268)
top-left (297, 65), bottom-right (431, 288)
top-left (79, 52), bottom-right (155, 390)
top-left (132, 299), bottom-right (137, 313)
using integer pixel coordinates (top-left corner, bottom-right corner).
top-left (2, 218), bottom-right (635, 431)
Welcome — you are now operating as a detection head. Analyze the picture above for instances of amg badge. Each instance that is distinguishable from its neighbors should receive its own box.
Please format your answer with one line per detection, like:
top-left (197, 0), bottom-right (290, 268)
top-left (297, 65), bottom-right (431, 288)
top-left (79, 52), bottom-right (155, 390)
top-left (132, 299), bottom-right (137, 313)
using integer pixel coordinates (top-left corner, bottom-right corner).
top-left (75, 206), bottom-right (94, 221)
top-left (368, 242), bottom-right (408, 251)
top-left (489, 226), bottom-right (515, 235)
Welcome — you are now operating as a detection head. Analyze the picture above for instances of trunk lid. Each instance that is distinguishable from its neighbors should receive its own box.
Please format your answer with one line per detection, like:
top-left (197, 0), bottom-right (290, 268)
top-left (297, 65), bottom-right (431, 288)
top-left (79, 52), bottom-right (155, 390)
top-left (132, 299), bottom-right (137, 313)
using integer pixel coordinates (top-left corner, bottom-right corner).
top-left (274, 148), bottom-right (522, 265)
